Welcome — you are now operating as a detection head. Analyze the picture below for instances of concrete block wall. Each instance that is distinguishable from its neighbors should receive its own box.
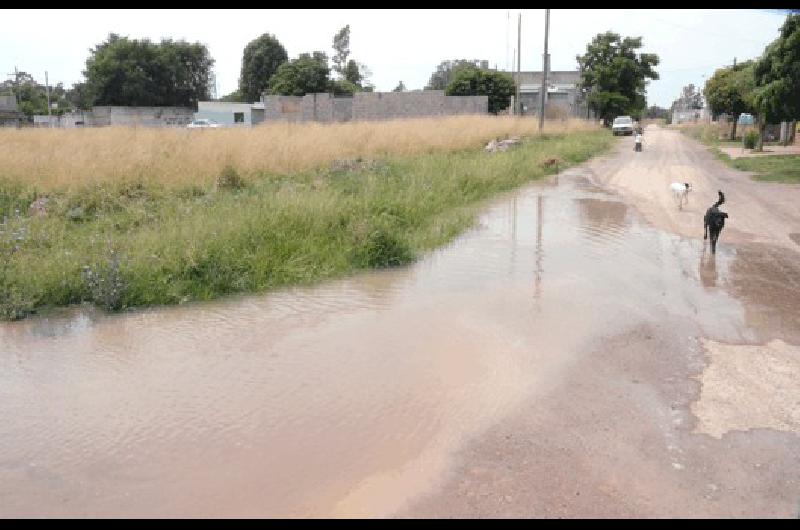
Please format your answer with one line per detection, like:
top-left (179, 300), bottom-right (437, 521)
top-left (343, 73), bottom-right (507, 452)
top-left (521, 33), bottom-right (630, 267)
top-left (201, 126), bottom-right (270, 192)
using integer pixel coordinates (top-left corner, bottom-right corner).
top-left (332, 97), bottom-right (353, 122)
top-left (352, 91), bottom-right (487, 121)
top-left (91, 106), bottom-right (194, 127)
top-left (442, 95), bottom-right (489, 116)
top-left (263, 95), bottom-right (303, 122)
top-left (261, 91), bottom-right (487, 123)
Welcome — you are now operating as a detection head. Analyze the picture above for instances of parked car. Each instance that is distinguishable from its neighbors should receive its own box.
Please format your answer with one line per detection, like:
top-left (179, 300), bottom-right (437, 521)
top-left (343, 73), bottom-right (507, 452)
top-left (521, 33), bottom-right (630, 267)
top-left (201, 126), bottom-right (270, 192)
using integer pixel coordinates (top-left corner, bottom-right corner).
top-left (612, 116), bottom-right (635, 136)
top-left (187, 119), bottom-right (220, 129)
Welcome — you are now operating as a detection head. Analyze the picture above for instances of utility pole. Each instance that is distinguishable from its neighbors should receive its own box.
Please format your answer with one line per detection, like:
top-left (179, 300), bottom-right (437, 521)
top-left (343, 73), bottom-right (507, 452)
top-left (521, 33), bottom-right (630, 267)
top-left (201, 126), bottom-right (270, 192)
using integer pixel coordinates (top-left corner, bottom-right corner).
top-left (6, 66), bottom-right (19, 106)
top-left (506, 11), bottom-right (510, 72)
top-left (45, 71), bottom-right (52, 126)
top-left (539, 9), bottom-right (550, 132)
top-left (516, 13), bottom-right (522, 115)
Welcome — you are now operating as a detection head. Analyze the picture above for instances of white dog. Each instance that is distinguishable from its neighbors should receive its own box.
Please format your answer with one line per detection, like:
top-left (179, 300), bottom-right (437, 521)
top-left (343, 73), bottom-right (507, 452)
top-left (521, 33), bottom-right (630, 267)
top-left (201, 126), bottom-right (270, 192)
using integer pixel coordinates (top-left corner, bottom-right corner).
top-left (670, 182), bottom-right (692, 209)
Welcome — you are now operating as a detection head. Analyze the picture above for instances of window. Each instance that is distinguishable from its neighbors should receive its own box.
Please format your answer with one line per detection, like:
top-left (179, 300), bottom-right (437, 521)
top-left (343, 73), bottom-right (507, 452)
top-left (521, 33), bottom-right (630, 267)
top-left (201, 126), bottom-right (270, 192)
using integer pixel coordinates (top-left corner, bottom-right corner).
top-left (234, 112), bottom-right (245, 123)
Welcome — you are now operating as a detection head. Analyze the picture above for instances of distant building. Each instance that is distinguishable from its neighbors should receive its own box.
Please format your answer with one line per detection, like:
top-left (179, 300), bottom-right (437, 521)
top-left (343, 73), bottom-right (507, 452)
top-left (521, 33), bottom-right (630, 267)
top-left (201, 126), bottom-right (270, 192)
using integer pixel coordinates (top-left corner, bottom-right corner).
top-left (0, 95), bottom-right (24, 127)
top-left (30, 106), bottom-right (193, 128)
top-left (497, 69), bottom-right (593, 118)
top-left (671, 107), bottom-right (710, 125)
top-left (194, 101), bottom-right (266, 126)
top-left (90, 106), bottom-right (194, 127)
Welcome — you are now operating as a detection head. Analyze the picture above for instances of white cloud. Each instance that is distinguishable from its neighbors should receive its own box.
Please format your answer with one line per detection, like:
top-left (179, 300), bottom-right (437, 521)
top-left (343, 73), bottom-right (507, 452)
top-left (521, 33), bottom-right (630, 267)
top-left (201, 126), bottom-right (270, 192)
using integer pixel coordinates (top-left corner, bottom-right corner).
top-left (0, 9), bottom-right (788, 107)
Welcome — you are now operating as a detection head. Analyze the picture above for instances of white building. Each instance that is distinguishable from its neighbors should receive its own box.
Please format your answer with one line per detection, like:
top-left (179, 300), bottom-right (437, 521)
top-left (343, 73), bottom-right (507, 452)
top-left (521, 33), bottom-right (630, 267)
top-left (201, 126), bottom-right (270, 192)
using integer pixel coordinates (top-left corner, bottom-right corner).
top-left (194, 101), bottom-right (265, 126)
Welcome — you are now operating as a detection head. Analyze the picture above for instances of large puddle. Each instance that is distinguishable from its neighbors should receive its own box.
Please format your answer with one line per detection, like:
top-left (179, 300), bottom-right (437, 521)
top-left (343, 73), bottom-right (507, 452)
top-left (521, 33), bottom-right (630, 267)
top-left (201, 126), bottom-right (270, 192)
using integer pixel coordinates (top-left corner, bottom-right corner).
top-left (1, 167), bottom-right (798, 517)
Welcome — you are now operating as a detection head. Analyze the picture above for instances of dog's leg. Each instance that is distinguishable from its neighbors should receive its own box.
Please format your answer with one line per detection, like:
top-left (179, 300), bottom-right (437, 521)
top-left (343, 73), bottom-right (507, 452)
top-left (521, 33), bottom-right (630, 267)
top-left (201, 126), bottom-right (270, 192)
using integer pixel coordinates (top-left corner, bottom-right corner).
top-left (704, 216), bottom-right (708, 240)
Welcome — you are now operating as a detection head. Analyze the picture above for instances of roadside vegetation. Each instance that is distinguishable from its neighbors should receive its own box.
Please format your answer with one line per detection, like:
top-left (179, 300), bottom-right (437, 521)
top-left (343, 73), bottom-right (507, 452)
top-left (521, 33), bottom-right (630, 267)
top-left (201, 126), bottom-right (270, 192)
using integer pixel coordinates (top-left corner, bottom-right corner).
top-left (0, 117), bottom-right (611, 320)
top-left (678, 122), bottom-right (800, 183)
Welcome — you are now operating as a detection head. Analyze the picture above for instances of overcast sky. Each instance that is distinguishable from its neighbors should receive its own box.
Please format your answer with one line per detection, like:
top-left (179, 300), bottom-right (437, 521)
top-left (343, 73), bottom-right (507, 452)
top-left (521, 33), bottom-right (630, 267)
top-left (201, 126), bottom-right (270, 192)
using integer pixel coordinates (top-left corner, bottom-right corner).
top-left (1, 9), bottom-right (793, 108)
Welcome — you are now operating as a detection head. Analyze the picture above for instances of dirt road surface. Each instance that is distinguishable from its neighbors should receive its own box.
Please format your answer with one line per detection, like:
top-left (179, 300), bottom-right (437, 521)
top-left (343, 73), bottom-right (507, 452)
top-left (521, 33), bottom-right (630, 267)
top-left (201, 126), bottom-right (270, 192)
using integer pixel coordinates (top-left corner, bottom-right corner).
top-left (400, 125), bottom-right (800, 518)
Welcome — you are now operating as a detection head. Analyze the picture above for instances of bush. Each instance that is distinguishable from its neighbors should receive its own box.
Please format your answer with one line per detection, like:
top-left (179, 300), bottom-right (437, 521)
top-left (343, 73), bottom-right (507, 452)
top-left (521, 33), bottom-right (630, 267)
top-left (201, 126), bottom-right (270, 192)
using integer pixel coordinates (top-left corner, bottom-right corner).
top-left (82, 246), bottom-right (127, 311)
top-left (744, 130), bottom-right (759, 149)
top-left (217, 165), bottom-right (245, 190)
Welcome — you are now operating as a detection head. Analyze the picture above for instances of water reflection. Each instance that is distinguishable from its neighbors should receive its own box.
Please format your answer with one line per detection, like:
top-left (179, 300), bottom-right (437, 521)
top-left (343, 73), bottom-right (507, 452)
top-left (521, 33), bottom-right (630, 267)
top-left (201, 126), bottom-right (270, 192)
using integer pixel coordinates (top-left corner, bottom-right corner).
top-left (699, 248), bottom-right (718, 289)
top-left (534, 194), bottom-right (544, 301)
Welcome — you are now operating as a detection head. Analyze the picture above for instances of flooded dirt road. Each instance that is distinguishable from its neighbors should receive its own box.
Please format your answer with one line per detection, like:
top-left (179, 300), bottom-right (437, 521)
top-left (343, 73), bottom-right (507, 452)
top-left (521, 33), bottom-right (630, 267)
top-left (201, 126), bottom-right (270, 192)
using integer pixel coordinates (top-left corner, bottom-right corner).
top-left (1, 127), bottom-right (799, 517)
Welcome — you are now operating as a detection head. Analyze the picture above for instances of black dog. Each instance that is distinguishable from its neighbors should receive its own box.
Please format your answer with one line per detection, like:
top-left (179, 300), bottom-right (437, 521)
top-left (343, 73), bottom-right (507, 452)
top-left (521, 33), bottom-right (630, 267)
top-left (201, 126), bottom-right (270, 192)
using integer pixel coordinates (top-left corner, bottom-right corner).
top-left (703, 191), bottom-right (728, 254)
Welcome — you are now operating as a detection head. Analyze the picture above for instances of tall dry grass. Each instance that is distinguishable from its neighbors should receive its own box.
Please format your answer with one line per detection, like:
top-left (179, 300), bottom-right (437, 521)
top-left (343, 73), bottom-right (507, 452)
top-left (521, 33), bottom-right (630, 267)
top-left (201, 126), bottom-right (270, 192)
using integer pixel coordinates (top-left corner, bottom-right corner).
top-left (0, 116), bottom-right (598, 190)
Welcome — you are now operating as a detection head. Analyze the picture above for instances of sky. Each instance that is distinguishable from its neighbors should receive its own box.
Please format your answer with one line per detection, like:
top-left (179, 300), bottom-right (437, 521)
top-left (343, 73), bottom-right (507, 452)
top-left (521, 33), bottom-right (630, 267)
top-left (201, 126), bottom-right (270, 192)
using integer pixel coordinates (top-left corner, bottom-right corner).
top-left (1, 9), bottom-right (794, 108)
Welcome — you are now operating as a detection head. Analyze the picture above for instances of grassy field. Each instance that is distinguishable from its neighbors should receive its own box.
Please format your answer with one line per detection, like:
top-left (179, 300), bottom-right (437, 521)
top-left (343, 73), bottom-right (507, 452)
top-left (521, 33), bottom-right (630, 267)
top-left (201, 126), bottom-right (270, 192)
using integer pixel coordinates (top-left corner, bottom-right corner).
top-left (677, 122), bottom-right (800, 183)
top-left (724, 155), bottom-right (800, 183)
top-left (0, 117), bottom-right (612, 320)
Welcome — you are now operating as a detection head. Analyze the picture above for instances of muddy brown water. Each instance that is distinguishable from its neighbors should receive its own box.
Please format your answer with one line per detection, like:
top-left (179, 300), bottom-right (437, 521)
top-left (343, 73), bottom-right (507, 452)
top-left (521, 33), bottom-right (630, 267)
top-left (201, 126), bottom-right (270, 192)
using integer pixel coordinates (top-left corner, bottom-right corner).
top-left (1, 162), bottom-right (799, 517)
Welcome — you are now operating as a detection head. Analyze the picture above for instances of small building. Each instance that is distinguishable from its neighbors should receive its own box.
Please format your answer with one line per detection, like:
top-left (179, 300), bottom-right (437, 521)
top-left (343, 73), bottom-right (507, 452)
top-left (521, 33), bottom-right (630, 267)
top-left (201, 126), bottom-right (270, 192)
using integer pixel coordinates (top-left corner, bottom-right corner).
top-left (500, 70), bottom-right (592, 118)
top-left (194, 101), bottom-right (266, 126)
top-left (672, 107), bottom-right (711, 125)
top-left (0, 95), bottom-right (24, 127)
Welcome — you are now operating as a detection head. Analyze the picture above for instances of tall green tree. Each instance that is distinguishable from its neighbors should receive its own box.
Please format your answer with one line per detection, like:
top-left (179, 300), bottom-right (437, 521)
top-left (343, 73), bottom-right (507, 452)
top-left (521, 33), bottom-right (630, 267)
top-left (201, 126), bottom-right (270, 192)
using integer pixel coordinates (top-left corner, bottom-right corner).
top-left (268, 52), bottom-right (331, 96)
top-left (752, 13), bottom-right (800, 149)
top-left (426, 60), bottom-right (486, 90)
top-left (83, 33), bottom-right (214, 108)
top-left (446, 67), bottom-right (515, 114)
top-left (239, 33), bottom-right (288, 102)
top-left (332, 25), bottom-right (351, 78)
top-left (331, 25), bottom-right (372, 92)
top-left (704, 61), bottom-right (756, 140)
top-left (576, 32), bottom-right (659, 126)
top-left (344, 59), bottom-right (362, 86)
top-left (66, 82), bottom-right (92, 110)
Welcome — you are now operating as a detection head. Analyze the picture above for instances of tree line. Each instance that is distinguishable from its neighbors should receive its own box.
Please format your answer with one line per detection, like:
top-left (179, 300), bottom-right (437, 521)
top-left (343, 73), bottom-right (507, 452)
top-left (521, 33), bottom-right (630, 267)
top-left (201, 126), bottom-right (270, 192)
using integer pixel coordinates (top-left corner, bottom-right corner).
top-left (703, 13), bottom-right (799, 149)
top-left (3, 24), bottom-right (681, 122)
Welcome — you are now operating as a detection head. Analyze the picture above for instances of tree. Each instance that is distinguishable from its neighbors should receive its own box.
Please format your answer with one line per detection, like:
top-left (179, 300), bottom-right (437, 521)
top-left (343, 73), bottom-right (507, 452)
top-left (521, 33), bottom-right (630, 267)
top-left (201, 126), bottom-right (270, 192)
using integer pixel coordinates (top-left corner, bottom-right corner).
top-left (678, 84), bottom-right (704, 110)
top-left (752, 13), bottom-right (800, 149)
top-left (393, 81), bottom-right (406, 92)
top-left (220, 89), bottom-right (246, 102)
top-left (83, 34), bottom-right (214, 108)
top-left (426, 60), bottom-right (486, 90)
top-left (66, 82), bottom-right (93, 110)
top-left (704, 61), bottom-right (756, 139)
top-left (576, 32), bottom-right (659, 126)
top-left (344, 59), bottom-right (362, 86)
top-left (645, 105), bottom-right (669, 119)
top-left (239, 33), bottom-right (288, 102)
top-left (0, 71), bottom-right (72, 120)
top-left (332, 25), bottom-right (351, 78)
top-left (328, 79), bottom-right (359, 96)
top-left (446, 67), bottom-right (515, 114)
top-left (268, 52), bottom-right (331, 96)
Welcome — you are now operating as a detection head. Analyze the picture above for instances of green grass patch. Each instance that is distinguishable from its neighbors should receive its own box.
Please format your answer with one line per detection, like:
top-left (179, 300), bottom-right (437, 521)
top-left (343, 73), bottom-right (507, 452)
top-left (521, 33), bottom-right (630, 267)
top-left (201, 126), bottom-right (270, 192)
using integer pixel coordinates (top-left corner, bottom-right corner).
top-left (0, 130), bottom-right (613, 320)
top-left (680, 126), bottom-right (800, 183)
top-left (727, 155), bottom-right (800, 183)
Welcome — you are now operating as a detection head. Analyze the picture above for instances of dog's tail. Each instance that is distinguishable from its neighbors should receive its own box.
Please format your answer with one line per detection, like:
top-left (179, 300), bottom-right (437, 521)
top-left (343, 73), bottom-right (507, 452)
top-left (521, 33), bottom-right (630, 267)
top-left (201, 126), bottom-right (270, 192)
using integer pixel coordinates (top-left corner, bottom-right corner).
top-left (713, 190), bottom-right (725, 209)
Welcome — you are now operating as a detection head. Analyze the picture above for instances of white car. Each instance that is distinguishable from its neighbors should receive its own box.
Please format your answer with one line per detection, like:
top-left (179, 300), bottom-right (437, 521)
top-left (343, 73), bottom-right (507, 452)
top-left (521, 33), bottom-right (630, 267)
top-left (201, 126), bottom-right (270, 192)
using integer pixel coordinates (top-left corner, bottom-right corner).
top-left (187, 119), bottom-right (221, 129)
top-left (612, 116), bottom-right (634, 136)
